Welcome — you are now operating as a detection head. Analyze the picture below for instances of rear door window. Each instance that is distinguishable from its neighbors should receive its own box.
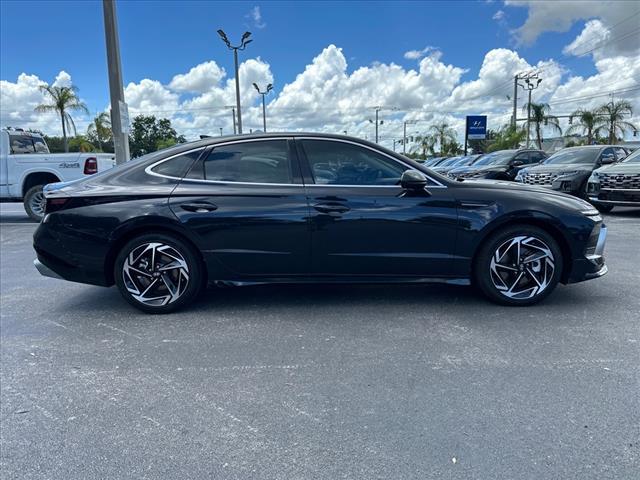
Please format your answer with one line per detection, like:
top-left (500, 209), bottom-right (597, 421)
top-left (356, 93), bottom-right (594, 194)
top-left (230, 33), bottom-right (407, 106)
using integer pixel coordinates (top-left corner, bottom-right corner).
top-left (201, 140), bottom-right (294, 184)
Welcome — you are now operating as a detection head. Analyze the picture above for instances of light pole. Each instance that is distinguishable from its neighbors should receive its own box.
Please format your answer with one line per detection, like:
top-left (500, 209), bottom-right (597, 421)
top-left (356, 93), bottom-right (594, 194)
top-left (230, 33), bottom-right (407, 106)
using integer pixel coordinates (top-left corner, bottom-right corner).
top-left (369, 106), bottom-right (383, 143)
top-left (518, 74), bottom-right (542, 148)
top-left (219, 127), bottom-right (223, 136)
top-left (224, 105), bottom-right (237, 134)
top-left (403, 119), bottom-right (418, 155)
top-left (217, 29), bottom-right (252, 134)
top-left (253, 83), bottom-right (273, 132)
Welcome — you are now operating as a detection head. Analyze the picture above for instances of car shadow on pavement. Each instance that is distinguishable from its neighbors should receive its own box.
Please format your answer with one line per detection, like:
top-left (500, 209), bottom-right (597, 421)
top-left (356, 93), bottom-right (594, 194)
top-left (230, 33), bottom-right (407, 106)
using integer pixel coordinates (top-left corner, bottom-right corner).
top-left (54, 281), bottom-right (604, 322)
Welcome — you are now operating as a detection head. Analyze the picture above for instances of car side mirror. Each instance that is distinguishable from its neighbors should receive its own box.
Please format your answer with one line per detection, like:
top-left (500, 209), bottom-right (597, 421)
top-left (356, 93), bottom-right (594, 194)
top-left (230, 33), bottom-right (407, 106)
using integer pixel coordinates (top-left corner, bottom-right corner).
top-left (600, 154), bottom-right (615, 164)
top-left (511, 160), bottom-right (524, 167)
top-left (400, 170), bottom-right (429, 192)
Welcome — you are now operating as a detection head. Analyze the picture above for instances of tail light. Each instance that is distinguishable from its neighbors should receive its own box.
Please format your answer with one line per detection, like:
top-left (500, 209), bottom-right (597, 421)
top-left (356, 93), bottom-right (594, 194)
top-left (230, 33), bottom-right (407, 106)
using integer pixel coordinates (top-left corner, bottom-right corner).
top-left (83, 157), bottom-right (98, 175)
top-left (45, 197), bottom-right (70, 214)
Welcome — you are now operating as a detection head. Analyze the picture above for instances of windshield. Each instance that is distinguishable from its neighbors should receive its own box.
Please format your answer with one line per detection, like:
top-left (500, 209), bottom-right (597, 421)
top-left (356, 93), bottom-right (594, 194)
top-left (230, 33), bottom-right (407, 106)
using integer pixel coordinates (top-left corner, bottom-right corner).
top-left (438, 156), bottom-right (461, 167)
top-left (473, 150), bottom-right (515, 166)
top-left (622, 149), bottom-right (640, 164)
top-left (544, 148), bottom-right (599, 165)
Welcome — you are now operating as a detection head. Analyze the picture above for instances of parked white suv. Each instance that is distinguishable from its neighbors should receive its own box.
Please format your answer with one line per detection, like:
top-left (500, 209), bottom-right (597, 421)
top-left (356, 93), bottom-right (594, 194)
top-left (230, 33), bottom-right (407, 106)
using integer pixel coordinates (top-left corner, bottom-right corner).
top-left (0, 129), bottom-right (115, 220)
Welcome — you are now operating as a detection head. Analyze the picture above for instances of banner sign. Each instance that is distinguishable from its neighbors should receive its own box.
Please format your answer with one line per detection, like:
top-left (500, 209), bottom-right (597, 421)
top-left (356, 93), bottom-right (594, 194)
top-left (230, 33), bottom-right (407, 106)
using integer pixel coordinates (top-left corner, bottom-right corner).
top-left (466, 115), bottom-right (487, 140)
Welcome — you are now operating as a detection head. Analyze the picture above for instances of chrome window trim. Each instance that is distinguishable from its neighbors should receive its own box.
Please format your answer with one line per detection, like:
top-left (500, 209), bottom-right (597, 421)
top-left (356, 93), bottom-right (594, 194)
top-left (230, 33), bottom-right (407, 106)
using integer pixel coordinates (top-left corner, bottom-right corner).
top-left (296, 136), bottom-right (447, 188)
top-left (145, 136), bottom-right (447, 188)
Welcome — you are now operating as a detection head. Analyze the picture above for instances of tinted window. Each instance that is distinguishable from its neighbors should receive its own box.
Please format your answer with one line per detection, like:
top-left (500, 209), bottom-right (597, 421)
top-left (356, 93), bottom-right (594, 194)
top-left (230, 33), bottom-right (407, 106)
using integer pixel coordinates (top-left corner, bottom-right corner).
top-left (150, 150), bottom-right (202, 178)
top-left (9, 135), bottom-right (35, 154)
top-left (544, 148), bottom-right (599, 165)
top-left (473, 150), bottom-right (516, 166)
top-left (202, 140), bottom-right (293, 184)
top-left (614, 148), bottom-right (627, 161)
top-left (530, 151), bottom-right (546, 162)
top-left (302, 140), bottom-right (407, 185)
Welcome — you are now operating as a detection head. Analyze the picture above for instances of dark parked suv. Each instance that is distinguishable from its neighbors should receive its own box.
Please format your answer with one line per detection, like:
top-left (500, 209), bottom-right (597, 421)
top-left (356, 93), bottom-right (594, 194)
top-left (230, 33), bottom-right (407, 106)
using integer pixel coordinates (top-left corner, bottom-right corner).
top-left (448, 149), bottom-right (546, 180)
top-left (516, 145), bottom-right (628, 199)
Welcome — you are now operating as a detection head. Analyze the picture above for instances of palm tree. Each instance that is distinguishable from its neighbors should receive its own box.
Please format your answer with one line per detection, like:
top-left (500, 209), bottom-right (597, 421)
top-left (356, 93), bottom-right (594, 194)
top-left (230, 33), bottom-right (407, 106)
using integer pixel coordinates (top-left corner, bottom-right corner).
top-left (428, 123), bottom-right (457, 155)
top-left (566, 108), bottom-right (604, 145)
top-left (486, 124), bottom-right (527, 152)
top-left (87, 112), bottom-right (112, 152)
top-left (416, 134), bottom-right (436, 158)
top-left (596, 100), bottom-right (636, 144)
top-left (35, 85), bottom-right (89, 152)
top-left (523, 102), bottom-right (561, 149)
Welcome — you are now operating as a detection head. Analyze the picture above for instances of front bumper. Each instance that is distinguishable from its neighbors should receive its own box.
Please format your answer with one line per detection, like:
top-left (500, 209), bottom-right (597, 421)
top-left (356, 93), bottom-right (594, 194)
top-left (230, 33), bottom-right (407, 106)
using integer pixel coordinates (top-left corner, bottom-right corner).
top-left (588, 188), bottom-right (640, 207)
top-left (566, 225), bottom-right (608, 284)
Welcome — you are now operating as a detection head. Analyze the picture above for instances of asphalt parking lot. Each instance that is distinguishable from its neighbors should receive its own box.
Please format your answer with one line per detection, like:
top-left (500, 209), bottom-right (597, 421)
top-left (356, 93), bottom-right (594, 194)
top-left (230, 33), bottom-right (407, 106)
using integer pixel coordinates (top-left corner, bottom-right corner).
top-left (1, 202), bottom-right (638, 479)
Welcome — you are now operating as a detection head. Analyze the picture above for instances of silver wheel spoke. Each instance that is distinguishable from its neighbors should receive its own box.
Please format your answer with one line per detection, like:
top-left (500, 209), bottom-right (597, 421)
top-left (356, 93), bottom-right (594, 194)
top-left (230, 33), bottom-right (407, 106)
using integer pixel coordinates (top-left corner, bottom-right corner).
top-left (489, 235), bottom-right (555, 300)
top-left (122, 241), bottom-right (190, 307)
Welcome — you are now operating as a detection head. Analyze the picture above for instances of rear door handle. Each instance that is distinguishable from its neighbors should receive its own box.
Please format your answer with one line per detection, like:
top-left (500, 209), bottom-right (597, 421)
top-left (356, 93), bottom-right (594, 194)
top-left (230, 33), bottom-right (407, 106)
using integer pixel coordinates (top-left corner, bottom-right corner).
top-left (313, 203), bottom-right (350, 215)
top-left (180, 202), bottom-right (218, 213)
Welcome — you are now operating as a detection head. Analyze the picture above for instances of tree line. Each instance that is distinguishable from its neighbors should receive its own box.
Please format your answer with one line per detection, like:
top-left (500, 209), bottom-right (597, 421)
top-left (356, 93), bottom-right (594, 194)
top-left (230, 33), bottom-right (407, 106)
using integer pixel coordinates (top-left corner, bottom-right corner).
top-left (31, 83), bottom-right (637, 159)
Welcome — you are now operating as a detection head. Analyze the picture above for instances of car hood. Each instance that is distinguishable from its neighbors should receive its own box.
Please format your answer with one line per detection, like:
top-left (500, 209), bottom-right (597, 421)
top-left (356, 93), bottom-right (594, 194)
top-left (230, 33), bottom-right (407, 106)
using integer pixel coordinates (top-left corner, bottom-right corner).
top-left (456, 178), bottom-right (595, 209)
top-left (592, 162), bottom-right (640, 175)
top-left (449, 165), bottom-right (506, 174)
top-left (524, 163), bottom-right (594, 174)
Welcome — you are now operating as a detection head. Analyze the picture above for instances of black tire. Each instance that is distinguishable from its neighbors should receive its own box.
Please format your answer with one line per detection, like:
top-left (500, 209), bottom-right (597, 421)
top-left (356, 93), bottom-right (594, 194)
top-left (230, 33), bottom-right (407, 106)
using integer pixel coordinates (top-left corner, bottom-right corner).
top-left (114, 233), bottom-right (204, 314)
top-left (473, 225), bottom-right (563, 306)
top-left (595, 204), bottom-right (614, 213)
top-left (23, 185), bottom-right (46, 222)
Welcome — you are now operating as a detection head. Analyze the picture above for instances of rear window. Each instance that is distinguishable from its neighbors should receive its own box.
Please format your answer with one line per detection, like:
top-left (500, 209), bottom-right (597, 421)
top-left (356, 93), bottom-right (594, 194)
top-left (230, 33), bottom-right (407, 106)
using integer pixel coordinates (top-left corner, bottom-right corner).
top-left (544, 149), bottom-right (599, 165)
top-left (9, 135), bottom-right (36, 154)
top-left (150, 150), bottom-right (202, 178)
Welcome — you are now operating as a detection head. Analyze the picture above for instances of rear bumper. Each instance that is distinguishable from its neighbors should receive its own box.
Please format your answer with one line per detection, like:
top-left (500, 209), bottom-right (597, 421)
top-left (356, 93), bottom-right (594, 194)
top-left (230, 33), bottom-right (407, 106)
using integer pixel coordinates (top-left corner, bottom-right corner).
top-left (34, 258), bottom-right (64, 280)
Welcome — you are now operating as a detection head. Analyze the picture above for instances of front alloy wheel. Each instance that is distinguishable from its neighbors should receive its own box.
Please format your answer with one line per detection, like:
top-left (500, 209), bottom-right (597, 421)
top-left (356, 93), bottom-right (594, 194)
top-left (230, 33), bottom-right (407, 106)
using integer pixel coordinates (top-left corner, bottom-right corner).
top-left (115, 234), bottom-right (203, 313)
top-left (475, 225), bottom-right (562, 305)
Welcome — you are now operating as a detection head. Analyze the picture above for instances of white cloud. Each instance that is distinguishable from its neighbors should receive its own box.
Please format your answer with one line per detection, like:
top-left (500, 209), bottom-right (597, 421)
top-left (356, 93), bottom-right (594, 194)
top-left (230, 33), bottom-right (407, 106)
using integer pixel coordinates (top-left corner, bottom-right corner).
top-left (562, 20), bottom-right (610, 59)
top-left (52, 71), bottom-right (72, 88)
top-left (404, 46), bottom-right (436, 60)
top-left (0, 71), bottom-right (92, 136)
top-left (168, 61), bottom-right (226, 93)
top-left (247, 6), bottom-right (266, 29)
top-left (506, 0), bottom-right (640, 59)
top-left (492, 10), bottom-right (505, 21)
top-left (3, 42), bottom-right (639, 149)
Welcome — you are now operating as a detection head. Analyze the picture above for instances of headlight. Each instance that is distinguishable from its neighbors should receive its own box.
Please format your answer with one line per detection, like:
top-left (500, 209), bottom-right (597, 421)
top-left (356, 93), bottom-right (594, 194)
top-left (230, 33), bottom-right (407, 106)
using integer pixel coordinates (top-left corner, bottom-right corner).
top-left (557, 170), bottom-right (579, 177)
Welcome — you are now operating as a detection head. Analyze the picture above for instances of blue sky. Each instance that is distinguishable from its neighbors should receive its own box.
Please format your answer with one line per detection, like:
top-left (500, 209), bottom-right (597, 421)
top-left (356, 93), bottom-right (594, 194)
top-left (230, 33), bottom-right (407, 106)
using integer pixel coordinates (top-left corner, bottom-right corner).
top-left (1, 1), bottom-right (638, 145)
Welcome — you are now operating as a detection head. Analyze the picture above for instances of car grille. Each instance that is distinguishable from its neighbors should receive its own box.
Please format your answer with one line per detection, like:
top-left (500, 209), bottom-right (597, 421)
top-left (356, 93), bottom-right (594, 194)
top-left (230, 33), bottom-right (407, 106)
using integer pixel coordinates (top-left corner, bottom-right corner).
top-left (599, 173), bottom-right (640, 190)
top-left (521, 172), bottom-right (559, 186)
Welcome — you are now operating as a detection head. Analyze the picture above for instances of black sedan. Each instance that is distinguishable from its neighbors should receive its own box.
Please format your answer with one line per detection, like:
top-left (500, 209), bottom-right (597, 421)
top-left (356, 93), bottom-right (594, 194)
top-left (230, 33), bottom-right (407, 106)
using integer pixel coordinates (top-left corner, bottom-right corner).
top-left (33, 133), bottom-right (608, 313)
top-left (448, 149), bottom-right (547, 180)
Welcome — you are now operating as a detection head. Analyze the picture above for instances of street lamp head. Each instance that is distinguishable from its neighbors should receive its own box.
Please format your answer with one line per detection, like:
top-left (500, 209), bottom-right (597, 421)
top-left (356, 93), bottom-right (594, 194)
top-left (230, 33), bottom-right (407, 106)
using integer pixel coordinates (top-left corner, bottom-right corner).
top-left (217, 29), bottom-right (231, 48)
top-left (241, 31), bottom-right (252, 41)
top-left (267, 84), bottom-right (273, 92)
top-left (253, 83), bottom-right (260, 92)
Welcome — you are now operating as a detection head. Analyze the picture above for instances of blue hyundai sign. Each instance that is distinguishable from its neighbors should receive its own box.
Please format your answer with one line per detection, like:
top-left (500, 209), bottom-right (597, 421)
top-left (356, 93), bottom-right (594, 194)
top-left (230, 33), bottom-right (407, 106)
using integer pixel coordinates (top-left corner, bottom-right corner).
top-left (466, 115), bottom-right (487, 140)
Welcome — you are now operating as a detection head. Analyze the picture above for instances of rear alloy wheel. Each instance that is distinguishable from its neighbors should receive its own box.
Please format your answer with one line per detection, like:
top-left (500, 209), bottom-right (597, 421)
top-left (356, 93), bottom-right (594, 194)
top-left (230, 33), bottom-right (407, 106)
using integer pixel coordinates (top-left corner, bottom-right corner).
top-left (114, 234), bottom-right (203, 313)
top-left (24, 185), bottom-right (46, 222)
top-left (474, 225), bottom-right (563, 306)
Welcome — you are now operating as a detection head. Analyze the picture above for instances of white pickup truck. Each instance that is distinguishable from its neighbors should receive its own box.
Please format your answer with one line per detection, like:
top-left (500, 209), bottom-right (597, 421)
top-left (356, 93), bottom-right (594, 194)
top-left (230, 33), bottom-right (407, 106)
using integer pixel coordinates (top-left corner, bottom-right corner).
top-left (0, 129), bottom-right (115, 221)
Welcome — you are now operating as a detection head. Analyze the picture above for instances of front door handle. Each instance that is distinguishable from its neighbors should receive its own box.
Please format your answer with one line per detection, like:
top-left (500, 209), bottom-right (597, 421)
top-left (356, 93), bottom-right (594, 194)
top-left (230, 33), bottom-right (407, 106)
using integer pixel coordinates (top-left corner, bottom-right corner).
top-left (180, 202), bottom-right (218, 213)
top-left (313, 203), bottom-right (350, 215)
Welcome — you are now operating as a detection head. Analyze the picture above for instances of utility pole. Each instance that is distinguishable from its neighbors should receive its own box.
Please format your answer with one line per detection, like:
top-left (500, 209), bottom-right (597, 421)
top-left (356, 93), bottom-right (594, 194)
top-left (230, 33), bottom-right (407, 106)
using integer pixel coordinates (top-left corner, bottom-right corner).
top-left (217, 30), bottom-right (252, 134)
top-left (519, 75), bottom-right (542, 148)
top-left (225, 105), bottom-right (237, 134)
top-left (403, 119), bottom-right (418, 155)
top-left (369, 107), bottom-right (383, 143)
top-left (103, 0), bottom-right (130, 164)
top-left (393, 139), bottom-right (397, 152)
top-left (219, 127), bottom-right (223, 136)
top-left (512, 74), bottom-right (519, 127)
top-left (253, 83), bottom-right (273, 132)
